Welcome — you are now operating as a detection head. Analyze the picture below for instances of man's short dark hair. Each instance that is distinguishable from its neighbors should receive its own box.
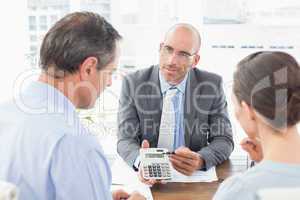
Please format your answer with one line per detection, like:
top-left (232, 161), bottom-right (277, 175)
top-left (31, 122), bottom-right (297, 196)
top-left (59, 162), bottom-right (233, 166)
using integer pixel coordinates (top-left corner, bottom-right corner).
top-left (40, 12), bottom-right (122, 76)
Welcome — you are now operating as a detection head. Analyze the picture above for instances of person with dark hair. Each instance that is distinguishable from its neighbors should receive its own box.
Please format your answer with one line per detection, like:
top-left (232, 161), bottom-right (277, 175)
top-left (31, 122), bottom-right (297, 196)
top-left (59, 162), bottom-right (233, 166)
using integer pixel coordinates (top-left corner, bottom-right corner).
top-left (117, 23), bottom-right (234, 185)
top-left (214, 51), bottom-right (300, 200)
top-left (0, 12), bottom-right (145, 200)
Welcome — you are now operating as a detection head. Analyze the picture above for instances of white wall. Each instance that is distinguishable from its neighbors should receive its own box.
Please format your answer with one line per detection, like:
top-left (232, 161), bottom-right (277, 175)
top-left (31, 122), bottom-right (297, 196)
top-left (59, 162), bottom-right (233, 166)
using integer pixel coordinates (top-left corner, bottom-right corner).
top-left (0, 1), bottom-right (28, 103)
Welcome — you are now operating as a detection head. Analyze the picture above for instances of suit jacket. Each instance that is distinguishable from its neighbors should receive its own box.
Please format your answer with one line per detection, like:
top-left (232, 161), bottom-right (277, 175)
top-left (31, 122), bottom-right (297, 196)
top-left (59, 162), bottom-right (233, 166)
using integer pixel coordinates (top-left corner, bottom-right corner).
top-left (117, 65), bottom-right (234, 169)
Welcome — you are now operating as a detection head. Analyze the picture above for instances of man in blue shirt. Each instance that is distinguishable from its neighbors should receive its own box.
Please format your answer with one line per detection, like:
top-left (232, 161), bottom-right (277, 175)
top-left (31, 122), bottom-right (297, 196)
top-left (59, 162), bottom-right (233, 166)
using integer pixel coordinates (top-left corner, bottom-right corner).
top-left (0, 12), bottom-right (145, 200)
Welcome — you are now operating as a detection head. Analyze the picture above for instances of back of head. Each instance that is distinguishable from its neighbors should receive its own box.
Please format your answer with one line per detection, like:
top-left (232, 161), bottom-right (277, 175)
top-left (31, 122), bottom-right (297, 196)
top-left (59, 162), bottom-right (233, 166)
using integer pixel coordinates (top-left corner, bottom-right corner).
top-left (40, 12), bottom-right (121, 77)
top-left (233, 51), bottom-right (300, 128)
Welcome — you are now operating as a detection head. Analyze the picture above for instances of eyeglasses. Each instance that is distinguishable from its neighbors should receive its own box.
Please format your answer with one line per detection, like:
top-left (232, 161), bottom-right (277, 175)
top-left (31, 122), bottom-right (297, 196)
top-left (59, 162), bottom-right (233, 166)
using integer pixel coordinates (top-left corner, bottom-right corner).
top-left (160, 44), bottom-right (196, 61)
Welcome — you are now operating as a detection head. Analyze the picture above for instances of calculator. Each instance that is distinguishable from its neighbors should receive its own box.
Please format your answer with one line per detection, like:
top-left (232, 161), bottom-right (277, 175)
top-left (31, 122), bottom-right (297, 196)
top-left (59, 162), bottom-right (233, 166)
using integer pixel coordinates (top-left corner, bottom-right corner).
top-left (140, 148), bottom-right (172, 180)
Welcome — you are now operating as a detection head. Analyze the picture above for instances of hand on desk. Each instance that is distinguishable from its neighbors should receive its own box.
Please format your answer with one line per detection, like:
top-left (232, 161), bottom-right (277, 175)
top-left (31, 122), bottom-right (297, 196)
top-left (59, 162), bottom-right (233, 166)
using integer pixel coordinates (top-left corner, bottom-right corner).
top-left (138, 140), bottom-right (166, 186)
top-left (240, 137), bottom-right (263, 163)
top-left (112, 189), bottom-right (146, 200)
top-left (112, 189), bottom-right (129, 200)
top-left (169, 147), bottom-right (204, 176)
top-left (127, 191), bottom-right (146, 200)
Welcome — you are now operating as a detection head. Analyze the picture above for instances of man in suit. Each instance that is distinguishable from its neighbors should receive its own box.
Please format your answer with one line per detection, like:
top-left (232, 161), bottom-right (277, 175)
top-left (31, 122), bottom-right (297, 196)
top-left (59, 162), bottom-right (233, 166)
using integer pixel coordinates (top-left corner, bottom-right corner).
top-left (117, 23), bottom-right (234, 182)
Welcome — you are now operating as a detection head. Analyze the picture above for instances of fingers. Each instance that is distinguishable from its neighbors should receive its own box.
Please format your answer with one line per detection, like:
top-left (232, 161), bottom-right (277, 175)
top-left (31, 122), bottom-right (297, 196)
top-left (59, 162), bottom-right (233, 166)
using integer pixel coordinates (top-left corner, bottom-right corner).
top-left (128, 191), bottom-right (146, 200)
top-left (144, 179), bottom-right (157, 186)
top-left (240, 138), bottom-right (260, 152)
top-left (172, 147), bottom-right (200, 168)
top-left (138, 166), bottom-right (157, 186)
top-left (241, 144), bottom-right (256, 155)
top-left (138, 175), bottom-right (156, 186)
top-left (240, 137), bottom-right (251, 145)
top-left (170, 161), bottom-right (192, 176)
top-left (240, 137), bottom-right (260, 147)
top-left (169, 156), bottom-right (195, 176)
top-left (240, 137), bottom-right (263, 162)
top-left (169, 147), bottom-right (203, 176)
top-left (112, 189), bottom-right (129, 200)
top-left (174, 147), bottom-right (198, 160)
top-left (140, 176), bottom-right (158, 186)
top-left (139, 140), bottom-right (159, 186)
top-left (240, 138), bottom-right (258, 154)
top-left (169, 155), bottom-right (197, 170)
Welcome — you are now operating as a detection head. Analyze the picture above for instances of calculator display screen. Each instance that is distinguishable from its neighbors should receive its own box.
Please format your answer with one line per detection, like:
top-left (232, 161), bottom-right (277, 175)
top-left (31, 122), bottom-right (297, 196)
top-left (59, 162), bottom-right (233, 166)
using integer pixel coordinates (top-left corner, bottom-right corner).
top-left (146, 153), bottom-right (164, 158)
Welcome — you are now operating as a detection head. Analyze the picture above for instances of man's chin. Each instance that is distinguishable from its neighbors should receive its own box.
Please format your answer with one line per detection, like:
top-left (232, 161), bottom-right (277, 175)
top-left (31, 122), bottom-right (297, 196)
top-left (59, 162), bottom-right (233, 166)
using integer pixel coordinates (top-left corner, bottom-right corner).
top-left (77, 101), bottom-right (96, 110)
top-left (165, 79), bottom-right (179, 85)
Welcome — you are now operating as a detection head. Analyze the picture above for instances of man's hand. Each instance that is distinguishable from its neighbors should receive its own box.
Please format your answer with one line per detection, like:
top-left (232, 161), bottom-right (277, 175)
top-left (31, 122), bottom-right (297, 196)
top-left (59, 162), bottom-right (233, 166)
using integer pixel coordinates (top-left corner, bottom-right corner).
top-left (112, 190), bottom-right (146, 200)
top-left (112, 189), bottom-right (129, 200)
top-left (127, 191), bottom-right (146, 200)
top-left (240, 137), bottom-right (263, 163)
top-left (138, 140), bottom-right (158, 186)
top-left (169, 147), bottom-right (203, 176)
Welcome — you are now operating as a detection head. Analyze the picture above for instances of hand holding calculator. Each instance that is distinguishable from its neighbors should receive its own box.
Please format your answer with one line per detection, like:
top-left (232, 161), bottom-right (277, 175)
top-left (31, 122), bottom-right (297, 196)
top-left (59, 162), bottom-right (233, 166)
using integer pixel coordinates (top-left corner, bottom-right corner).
top-left (140, 148), bottom-right (172, 180)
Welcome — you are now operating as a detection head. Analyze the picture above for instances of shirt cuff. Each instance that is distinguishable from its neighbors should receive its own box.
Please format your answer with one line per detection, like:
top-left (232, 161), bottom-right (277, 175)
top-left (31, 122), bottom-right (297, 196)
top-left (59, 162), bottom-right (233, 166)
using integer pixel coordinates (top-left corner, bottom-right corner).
top-left (198, 148), bottom-right (214, 170)
top-left (133, 155), bottom-right (141, 171)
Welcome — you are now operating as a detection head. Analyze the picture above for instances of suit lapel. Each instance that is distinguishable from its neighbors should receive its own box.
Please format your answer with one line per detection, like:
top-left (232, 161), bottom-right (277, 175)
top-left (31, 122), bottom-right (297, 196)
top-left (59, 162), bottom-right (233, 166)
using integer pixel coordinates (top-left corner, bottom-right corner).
top-left (184, 69), bottom-right (198, 147)
top-left (147, 66), bottom-right (163, 144)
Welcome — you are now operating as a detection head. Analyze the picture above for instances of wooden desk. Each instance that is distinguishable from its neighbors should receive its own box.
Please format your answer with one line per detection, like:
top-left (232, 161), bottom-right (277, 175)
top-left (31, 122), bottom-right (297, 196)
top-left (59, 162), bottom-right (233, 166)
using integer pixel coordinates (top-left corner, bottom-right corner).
top-left (151, 157), bottom-right (248, 200)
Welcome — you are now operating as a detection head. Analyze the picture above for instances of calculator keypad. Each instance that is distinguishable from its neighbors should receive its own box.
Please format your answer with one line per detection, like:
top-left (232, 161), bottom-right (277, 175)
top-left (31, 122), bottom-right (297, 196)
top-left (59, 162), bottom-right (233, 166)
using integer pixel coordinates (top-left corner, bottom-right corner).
top-left (143, 163), bottom-right (171, 179)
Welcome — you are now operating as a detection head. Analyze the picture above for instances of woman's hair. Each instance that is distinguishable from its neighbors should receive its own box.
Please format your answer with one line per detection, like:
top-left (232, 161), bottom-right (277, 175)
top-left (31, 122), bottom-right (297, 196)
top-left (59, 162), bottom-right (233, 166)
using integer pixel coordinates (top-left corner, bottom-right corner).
top-left (233, 51), bottom-right (300, 128)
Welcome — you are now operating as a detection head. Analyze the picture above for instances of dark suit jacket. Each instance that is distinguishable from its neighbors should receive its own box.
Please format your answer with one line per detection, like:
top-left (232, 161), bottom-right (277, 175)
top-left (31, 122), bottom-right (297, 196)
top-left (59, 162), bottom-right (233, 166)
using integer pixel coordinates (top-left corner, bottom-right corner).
top-left (117, 65), bottom-right (234, 169)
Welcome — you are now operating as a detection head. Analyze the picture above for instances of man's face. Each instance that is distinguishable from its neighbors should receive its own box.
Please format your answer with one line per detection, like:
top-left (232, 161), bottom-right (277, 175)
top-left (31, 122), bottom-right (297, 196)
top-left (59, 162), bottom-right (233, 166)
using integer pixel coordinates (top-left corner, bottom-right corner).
top-left (94, 46), bottom-right (120, 98)
top-left (78, 45), bottom-right (120, 109)
top-left (159, 28), bottom-right (199, 85)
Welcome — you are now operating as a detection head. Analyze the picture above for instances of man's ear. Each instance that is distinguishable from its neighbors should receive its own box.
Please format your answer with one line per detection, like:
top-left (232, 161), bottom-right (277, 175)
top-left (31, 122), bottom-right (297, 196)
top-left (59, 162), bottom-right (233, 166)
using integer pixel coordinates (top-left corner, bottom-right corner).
top-left (192, 54), bottom-right (200, 68)
top-left (79, 57), bottom-right (98, 80)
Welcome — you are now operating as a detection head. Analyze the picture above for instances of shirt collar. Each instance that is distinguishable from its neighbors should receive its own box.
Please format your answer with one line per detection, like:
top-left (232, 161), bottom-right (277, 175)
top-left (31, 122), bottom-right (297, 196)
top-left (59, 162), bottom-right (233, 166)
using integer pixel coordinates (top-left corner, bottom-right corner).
top-left (21, 81), bottom-right (90, 136)
top-left (23, 80), bottom-right (81, 126)
top-left (24, 80), bottom-right (76, 112)
top-left (159, 70), bottom-right (189, 95)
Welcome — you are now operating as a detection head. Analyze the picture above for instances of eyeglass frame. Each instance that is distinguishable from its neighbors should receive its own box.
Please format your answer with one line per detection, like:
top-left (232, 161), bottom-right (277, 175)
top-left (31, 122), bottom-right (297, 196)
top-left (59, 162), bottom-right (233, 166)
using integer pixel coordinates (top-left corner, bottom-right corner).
top-left (159, 43), bottom-right (198, 61)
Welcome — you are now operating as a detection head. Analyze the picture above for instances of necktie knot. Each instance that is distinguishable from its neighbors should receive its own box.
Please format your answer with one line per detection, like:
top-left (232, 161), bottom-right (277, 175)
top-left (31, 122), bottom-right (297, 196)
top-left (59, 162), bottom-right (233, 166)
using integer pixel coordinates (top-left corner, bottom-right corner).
top-left (165, 87), bottom-right (178, 99)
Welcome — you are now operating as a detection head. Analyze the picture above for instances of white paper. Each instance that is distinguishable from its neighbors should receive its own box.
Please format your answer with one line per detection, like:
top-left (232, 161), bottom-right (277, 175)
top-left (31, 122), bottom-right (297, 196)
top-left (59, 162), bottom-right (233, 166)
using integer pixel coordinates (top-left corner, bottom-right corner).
top-left (167, 165), bottom-right (218, 183)
top-left (111, 156), bottom-right (153, 200)
top-left (111, 156), bottom-right (141, 185)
